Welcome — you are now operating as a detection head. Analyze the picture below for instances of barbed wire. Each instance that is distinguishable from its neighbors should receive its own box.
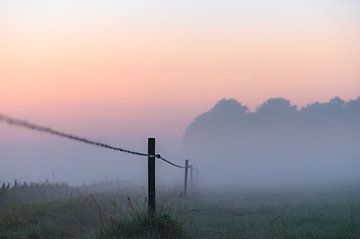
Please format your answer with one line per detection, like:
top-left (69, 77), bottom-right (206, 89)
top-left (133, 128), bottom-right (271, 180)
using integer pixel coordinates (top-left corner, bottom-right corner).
top-left (0, 113), bottom-right (187, 169)
top-left (0, 113), bottom-right (151, 157)
top-left (158, 156), bottom-right (186, 169)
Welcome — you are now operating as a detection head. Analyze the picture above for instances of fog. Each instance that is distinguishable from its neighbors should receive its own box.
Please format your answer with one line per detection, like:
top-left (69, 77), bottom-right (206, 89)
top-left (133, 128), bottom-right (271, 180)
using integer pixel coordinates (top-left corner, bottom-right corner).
top-left (184, 97), bottom-right (360, 189)
top-left (1, 96), bottom-right (359, 190)
top-left (0, 131), bottom-right (186, 187)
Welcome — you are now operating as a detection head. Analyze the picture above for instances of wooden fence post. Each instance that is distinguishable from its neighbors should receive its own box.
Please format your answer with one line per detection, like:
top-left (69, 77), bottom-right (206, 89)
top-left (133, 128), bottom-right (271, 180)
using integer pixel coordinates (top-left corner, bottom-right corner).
top-left (184, 159), bottom-right (189, 197)
top-left (148, 138), bottom-right (156, 213)
top-left (190, 165), bottom-right (193, 192)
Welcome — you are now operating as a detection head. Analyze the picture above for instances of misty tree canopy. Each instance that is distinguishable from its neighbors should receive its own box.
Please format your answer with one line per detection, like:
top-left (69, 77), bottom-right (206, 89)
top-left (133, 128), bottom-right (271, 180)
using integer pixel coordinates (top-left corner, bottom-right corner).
top-left (183, 97), bottom-right (360, 185)
top-left (185, 96), bottom-right (360, 145)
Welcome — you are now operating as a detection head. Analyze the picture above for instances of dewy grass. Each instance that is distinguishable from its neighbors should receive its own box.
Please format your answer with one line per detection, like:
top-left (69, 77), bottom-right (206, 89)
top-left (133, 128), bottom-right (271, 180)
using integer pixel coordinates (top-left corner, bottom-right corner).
top-left (101, 208), bottom-right (184, 239)
top-left (2, 180), bottom-right (360, 239)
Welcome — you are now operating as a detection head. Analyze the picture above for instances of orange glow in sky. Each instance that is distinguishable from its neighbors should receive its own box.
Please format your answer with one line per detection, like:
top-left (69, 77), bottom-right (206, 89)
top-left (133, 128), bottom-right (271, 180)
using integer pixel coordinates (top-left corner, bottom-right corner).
top-left (1, 1), bottom-right (359, 139)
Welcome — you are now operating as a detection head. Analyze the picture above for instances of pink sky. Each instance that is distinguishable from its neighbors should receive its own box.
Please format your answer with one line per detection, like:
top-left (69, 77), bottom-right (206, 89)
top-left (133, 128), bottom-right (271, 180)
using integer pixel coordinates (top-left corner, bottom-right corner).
top-left (1, 1), bottom-right (359, 139)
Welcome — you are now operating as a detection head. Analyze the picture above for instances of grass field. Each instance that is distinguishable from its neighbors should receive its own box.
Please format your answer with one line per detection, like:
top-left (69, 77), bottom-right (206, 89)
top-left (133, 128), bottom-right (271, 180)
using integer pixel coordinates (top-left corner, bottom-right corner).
top-left (1, 181), bottom-right (360, 239)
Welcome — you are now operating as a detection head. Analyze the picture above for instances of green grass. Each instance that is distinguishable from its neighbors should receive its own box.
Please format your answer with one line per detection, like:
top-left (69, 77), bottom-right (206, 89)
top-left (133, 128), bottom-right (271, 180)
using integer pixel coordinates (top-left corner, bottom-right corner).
top-left (1, 181), bottom-right (360, 238)
top-left (102, 210), bottom-right (184, 239)
top-left (0, 198), bottom-right (99, 238)
top-left (185, 188), bottom-right (360, 239)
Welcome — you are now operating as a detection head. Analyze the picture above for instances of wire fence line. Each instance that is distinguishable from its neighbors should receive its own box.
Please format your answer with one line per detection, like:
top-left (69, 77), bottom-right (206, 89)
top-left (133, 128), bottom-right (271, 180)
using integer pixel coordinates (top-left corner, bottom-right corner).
top-left (0, 113), bottom-right (151, 156)
top-left (158, 156), bottom-right (186, 169)
top-left (0, 113), bottom-right (186, 168)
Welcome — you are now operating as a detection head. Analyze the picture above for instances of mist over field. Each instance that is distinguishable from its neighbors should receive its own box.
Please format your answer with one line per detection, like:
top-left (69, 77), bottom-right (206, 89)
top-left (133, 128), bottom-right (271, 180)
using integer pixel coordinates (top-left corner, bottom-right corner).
top-left (184, 96), bottom-right (360, 189)
top-left (1, 96), bottom-right (359, 189)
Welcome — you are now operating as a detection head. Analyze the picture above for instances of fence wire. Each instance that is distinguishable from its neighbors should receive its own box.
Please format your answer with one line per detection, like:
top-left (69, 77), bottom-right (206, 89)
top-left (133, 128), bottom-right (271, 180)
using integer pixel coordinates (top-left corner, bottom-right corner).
top-left (0, 113), bottom-right (186, 168)
top-left (0, 113), bottom-right (151, 157)
top-left (158, 156), bottom-right (186, 169)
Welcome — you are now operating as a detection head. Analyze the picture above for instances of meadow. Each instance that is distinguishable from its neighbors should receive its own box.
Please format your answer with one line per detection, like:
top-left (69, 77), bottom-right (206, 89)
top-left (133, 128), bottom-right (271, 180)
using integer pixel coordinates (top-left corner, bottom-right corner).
top-left (1, 180), bottom-right (360, 239)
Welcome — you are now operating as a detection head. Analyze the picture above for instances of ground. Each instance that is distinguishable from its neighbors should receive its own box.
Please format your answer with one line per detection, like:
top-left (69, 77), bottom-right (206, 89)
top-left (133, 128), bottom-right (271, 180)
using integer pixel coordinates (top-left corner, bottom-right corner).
top-left (1, 181), bottom-right (360, 239)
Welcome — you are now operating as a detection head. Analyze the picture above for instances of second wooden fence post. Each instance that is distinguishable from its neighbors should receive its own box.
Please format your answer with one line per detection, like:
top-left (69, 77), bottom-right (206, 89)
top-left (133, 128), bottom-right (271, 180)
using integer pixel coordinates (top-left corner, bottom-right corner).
top-left (190, 165), bottom-right (193, 191)
top-left (184, 159), bottom-right (189, 197)
top-left (148, 138), bottom-right (156, 213)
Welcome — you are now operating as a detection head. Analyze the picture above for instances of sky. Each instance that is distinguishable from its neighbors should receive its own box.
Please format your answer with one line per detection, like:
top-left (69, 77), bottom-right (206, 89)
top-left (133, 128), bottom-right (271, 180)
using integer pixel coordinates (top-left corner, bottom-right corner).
top-left (0, 1), bottom-right (359, 183)
top-left (1, 0), bottom-right (359, 138)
